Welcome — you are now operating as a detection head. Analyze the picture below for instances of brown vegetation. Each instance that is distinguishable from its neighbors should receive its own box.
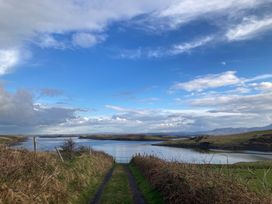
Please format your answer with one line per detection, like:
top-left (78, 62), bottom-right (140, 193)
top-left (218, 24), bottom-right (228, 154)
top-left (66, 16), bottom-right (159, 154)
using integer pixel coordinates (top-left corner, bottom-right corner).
top-left (132, 155), bottom-right (272, 204)
top-left (0, 145), bottom-right (113, 204)
top-left (0, 135), bottom-right (26, 145)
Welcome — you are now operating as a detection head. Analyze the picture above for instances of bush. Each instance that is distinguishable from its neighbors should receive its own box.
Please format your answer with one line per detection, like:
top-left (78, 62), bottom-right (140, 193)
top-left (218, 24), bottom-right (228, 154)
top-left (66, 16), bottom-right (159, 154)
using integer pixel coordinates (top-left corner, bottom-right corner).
top-left (60, 138), bottom-right (90, 160)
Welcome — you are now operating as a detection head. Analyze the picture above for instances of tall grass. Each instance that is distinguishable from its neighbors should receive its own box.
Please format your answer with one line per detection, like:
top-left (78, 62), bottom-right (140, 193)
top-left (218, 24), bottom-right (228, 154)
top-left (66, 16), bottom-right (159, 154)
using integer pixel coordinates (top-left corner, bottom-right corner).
top-left (132, 155), bottom-right (272, 204)
top-left (0, 145), bottom-right (113, 203)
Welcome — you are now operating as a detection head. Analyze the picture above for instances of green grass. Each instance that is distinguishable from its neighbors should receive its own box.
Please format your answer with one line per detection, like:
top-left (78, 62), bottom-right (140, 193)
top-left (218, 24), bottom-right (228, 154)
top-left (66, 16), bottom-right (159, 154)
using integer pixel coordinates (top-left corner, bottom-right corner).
top-left (157, 129), bottom-right (272, 151)
top-left (129, 163), bottom-right (164, 204)
top-left (67, 156), bottom-right (112, 204)
top-left (215, 161), bottom-right (272, 194)
top-left (100, 165), bottom-right (133, 204)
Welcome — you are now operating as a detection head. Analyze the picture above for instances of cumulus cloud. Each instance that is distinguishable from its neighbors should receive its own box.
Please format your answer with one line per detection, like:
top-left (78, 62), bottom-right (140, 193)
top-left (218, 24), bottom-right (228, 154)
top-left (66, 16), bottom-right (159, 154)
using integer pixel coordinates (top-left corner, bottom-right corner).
top-left (101, 103), bottom-right (271, 132)
top-left (0, 85), bottom-right (80, 132)
top-left (1, 81), bottom-right (272, 133)
top-left (171, 71), bottom-right (241, 92)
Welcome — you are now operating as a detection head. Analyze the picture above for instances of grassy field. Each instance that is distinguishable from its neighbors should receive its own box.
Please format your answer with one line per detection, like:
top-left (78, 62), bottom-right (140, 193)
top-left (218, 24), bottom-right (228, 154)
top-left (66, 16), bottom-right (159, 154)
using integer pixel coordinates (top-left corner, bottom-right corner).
top-left (0, 145), bottom-right (113, 204)
top-left (129, 163), bottom-right (164, 204)
top-left (100, 165), bottom-right (133, 204)
top-left (0, 135), bottom-right (26, 145)
top-left (220, 160), bottom-right (272, 193)
top-left (79, 134), bottom-right (174, 141)
top-left (132, 155), bottom-right (272, 204)
top-left (156, 129), bottom-right (272, 151)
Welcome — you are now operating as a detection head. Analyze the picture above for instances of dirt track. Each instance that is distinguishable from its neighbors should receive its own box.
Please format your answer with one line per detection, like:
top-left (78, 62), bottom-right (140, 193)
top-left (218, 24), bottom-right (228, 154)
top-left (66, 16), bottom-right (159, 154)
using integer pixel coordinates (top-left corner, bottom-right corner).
top-left (89, 164), bottom-right (146, 204)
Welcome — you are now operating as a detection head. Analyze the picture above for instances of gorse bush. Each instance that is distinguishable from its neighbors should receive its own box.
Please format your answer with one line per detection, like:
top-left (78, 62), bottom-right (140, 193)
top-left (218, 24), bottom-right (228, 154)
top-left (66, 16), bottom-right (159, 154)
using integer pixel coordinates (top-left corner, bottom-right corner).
top-left (132, 155), bottom-right (272, 204)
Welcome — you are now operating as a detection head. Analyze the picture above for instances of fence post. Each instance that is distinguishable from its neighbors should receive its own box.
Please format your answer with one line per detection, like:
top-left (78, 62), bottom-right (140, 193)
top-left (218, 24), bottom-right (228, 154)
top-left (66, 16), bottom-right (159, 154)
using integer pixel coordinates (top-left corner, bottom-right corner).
top-left (55, 147), bottom-right (64, 162)
top-left (33, 136), bottom-right (37, 153)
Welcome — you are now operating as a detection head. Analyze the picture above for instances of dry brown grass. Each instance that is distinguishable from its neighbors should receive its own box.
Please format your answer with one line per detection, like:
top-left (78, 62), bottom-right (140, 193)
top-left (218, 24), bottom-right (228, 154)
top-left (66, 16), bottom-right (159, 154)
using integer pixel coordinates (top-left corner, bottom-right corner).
top-left (132, 155), bottom-right (272, 204)
top-left (0, 136), bottom-right (26, 145)
top-left (0, 145), bottom-right (113, 204)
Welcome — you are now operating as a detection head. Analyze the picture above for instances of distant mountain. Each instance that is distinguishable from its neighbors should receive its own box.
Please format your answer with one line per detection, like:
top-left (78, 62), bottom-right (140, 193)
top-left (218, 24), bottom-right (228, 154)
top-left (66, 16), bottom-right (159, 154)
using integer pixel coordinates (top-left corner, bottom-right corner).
top-left (197, 124), bottom-right (272, 136)
top-left (163, 124), bottom-right (272, 137)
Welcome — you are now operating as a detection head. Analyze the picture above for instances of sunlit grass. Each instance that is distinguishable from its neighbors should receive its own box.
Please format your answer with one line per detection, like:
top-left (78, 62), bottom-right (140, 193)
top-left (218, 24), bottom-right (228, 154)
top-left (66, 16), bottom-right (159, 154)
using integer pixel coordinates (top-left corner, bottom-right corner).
top-left (0, 145), bottom-right (113, 203)
top-left (100, 165), bottom-right (133, 204)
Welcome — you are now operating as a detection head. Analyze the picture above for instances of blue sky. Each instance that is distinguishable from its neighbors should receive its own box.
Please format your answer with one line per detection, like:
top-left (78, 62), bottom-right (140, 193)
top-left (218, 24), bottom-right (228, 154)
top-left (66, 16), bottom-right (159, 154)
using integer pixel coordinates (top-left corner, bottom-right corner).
top-left (0, 0), bottom-right (272, 134)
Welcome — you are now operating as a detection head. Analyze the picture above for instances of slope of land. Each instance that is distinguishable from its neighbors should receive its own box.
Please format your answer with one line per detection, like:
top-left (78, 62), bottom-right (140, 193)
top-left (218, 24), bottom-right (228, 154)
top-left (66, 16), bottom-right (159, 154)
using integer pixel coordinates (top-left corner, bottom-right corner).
top-left (0, 135), bottom-right (26, 145)
top-left (79, 134), bottom-right (174, 141)
top-left (132, 155), bottom-right (272, 204)
top-left (156, 130), bottom-right (272, 152)
top-left (0, 145), bottom-right (113, 204)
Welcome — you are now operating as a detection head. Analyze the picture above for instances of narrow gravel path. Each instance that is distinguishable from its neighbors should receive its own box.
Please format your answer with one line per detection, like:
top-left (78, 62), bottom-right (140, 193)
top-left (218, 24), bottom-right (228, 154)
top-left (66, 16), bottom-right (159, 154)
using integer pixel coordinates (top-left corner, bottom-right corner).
top-left (124, 165), bottom-right (146, 204)
top-left (89, 166), bottom-right (115, 204)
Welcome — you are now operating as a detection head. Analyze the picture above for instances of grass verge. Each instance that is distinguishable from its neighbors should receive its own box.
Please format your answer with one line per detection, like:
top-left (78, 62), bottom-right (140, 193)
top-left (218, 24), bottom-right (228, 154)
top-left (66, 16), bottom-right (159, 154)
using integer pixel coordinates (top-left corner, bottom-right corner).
top-left (100, 165), bottom-right (133, 204)
top-left (0, 145), bottom-right (113, 203)
top-left (129, 163), bottom-right (164, 204)
top-left (132, 155), bottom-right (272, 204)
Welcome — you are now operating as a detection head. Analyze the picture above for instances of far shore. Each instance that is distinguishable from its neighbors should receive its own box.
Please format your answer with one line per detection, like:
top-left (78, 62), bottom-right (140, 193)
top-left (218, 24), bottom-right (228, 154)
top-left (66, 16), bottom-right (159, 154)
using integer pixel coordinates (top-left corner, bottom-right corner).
top-left (154, 129), bottom-right (272, 152)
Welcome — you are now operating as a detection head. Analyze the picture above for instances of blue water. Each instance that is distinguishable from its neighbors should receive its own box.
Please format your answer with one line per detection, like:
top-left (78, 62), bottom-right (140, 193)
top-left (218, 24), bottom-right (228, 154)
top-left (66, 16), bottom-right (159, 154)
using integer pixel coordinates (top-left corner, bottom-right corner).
top-left (14, 137), bottom-right (272, 164)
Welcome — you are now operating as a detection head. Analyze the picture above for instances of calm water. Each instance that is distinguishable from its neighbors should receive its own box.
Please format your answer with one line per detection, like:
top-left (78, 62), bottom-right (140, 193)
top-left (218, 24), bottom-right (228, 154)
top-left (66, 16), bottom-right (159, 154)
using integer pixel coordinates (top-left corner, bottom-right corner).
top-left (15, 137), bottom-right (272, 164)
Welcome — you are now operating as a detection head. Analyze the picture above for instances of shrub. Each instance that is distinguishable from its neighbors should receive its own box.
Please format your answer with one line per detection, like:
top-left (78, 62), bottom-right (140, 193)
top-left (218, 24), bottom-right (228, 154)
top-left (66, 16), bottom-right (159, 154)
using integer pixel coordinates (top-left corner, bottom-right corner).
top-left (59, 138), bottom-right (91, 160)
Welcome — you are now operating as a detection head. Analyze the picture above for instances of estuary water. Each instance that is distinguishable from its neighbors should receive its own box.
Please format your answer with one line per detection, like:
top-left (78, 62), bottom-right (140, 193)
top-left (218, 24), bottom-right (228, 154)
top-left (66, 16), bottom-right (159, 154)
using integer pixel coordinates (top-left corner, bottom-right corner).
top-left (15, 136), bottom-right (272, 164)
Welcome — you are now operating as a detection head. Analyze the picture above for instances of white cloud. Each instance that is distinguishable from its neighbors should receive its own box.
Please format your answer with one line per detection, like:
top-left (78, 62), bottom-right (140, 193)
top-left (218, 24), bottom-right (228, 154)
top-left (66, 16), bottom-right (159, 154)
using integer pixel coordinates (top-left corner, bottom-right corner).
top-left (251, 81), bottom-right (272, 92)
top-left (0, 0), bottom-right (171, 49)
top-left (172, 71), bottom-right (241, 92)
top-left (0, 49), bottom-right (19, 75)
top-left (72, 32), bottom-right (106, 48)
top-left (118, 36), bottom-right (214, 59)
top-left (157, 0), bottom-right (268, 29)
top-left (1, 82), bottom-right (272, 133)
top-left (170, 36), bottom-right (214, 55)
top-left (189, 92), bottom-right (272, 114)
top-left (244, 74), bottom-right (272, 83)
top-left (0, 0), bottom-right (270, 69)
top-left (171, 71), bottom-right (272, 93)
top-left (226, 16), bottom-right (272, 41)
top-left (35, 34), bottom-right (66, 49)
